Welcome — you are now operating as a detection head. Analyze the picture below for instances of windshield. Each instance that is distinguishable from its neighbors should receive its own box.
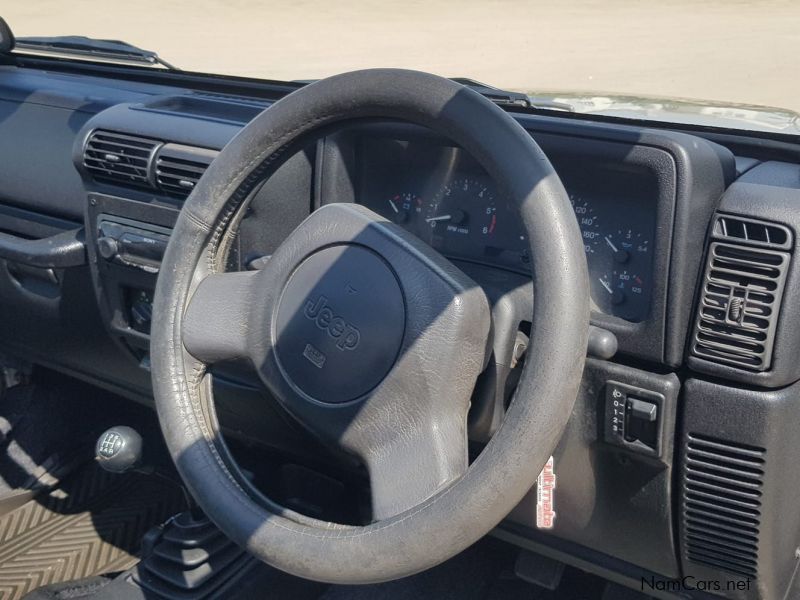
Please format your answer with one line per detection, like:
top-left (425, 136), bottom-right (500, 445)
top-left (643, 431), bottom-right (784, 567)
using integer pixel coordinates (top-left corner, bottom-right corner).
top-left (4, 1), bottom-right (800, 133)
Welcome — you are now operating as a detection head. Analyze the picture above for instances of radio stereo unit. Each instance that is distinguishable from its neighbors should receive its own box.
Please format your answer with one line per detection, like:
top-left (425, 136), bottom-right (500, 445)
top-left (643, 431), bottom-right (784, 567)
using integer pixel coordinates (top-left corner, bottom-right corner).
top-left (96, 216), bottom-right (171, 273)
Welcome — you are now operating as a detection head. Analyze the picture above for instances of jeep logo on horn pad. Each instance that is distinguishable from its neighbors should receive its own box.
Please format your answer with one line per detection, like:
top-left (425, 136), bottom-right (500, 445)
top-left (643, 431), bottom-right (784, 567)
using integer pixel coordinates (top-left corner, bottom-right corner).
top-left (273, 245), bottom-right (405, 404)
top-left (303, 295), bottom-right (361, 350)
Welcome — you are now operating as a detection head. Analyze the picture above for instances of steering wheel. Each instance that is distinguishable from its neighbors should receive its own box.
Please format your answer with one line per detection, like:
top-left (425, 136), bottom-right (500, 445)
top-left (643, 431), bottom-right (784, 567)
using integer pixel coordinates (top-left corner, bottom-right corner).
top-left (150, 69), bottom-right (589, 584)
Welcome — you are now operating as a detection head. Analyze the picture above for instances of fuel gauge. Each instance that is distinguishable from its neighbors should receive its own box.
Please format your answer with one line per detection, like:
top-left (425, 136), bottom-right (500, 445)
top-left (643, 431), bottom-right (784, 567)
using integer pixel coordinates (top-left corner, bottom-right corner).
top-left (385, 192), bottom-right (423, 226)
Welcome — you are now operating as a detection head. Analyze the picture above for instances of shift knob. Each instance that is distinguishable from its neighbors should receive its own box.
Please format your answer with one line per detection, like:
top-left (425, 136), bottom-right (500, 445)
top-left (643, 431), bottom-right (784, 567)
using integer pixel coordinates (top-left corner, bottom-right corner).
top-left (95, 426), bottom-right (143, 473)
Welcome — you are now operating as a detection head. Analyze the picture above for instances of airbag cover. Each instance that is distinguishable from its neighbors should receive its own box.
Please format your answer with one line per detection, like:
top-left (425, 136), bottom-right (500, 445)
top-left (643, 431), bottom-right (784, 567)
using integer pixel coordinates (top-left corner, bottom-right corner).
top-left (274, 244), bottom-right (405, 403)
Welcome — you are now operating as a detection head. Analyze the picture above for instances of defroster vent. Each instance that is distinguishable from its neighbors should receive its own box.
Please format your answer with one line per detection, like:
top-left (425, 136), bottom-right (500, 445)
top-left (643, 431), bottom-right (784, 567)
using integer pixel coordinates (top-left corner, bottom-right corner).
top-left (692, 230), bottom-right (790, 371)
top-left (682, 434), bottom-right (765, 578)
top-left (83, 130), bottom-right (161, 187)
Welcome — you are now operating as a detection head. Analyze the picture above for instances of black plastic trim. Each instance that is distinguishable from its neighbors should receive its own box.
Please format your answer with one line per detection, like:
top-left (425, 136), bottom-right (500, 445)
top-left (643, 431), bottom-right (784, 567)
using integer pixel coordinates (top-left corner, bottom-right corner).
top-left (687, 162), bottom-right (800, 388)
top-left (679, 378), bottom-right (800, 600)
top-left (0, 227), bottom-right (86, 268)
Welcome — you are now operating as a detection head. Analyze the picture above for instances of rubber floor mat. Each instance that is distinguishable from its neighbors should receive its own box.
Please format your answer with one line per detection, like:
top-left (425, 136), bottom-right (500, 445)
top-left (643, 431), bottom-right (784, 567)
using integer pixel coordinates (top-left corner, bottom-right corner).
top-left (0, 464), bottom-right (185, 599)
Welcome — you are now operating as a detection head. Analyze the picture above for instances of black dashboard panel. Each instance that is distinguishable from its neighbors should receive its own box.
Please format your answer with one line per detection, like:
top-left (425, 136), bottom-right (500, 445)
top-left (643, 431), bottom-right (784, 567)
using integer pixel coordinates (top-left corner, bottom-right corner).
top-left (0, 67), bottom-right (189, 221)
top-left (0, 65), bottom-right (737, 386)
top-left (0, 65), bottom-right (736, 370)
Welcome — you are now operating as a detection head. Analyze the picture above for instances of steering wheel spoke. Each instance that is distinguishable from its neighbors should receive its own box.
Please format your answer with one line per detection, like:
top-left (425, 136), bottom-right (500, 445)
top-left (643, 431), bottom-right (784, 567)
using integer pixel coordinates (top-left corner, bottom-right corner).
top-left (182, 270), bottom-right (262, 364)
top-left (357, 408), bottom-right (469, 521)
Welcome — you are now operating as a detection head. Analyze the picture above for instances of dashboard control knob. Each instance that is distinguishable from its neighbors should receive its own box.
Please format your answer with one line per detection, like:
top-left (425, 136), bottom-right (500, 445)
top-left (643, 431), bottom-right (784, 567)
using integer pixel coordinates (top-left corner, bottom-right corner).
top-left (97, 236), bottom-right (120, 260)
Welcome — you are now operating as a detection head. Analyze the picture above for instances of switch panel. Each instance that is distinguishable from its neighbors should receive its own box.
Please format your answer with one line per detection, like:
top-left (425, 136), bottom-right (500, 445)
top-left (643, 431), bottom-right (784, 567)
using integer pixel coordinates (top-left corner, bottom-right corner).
top-left (604, 381), bottom-right (665, 457)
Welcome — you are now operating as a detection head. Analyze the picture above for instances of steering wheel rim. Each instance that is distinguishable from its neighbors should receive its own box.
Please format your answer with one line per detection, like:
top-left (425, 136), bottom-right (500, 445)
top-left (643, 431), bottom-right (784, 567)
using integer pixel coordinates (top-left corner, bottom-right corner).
top-left (150, 69), bottom-right (589, 584)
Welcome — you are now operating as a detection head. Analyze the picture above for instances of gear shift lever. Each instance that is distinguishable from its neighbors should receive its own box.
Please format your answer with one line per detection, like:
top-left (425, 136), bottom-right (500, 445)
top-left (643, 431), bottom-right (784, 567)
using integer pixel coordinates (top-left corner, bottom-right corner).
top-left (95, 425), bottom-right (143, 473)
top-left (95, 425), bottom-right (198, 514)
top-left (86, 428), bottom-right (251, 598)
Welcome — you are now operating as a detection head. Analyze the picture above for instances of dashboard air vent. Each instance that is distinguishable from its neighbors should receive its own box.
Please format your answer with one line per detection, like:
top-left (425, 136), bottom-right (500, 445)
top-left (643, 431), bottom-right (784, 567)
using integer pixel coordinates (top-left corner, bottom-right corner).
top-left (692, 240), bottom-right (789, 371)
top-left (83, 130), bottom-right (160, 187)
top-left (682, 434), bottom-right (764, 578)
top-left (713, 215), bottom-right (790, 249)
top-left (155, 144), bottom-right (218, 199)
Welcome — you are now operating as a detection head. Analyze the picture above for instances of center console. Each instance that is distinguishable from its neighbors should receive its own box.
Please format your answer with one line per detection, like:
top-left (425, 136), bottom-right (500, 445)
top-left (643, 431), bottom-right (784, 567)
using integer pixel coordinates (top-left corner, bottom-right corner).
top-left (87, 192), bottom-right (180, 358)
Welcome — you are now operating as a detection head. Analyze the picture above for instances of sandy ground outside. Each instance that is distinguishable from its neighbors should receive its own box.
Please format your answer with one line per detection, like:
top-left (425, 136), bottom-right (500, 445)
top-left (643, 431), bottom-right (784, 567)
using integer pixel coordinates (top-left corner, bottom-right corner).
top-left (3, 1), bottom-right (800, 112)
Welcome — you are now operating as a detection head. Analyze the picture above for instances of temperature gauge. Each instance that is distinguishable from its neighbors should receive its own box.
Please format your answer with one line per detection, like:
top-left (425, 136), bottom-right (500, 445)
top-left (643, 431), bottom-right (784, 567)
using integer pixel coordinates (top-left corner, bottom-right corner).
top-left (589, 228), bottom-right (652, 321)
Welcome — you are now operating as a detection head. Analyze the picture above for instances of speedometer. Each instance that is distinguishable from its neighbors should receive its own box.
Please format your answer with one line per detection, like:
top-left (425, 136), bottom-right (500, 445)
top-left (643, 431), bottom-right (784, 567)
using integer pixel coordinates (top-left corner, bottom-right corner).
top-left (570, 194), bottom-right (601, 254)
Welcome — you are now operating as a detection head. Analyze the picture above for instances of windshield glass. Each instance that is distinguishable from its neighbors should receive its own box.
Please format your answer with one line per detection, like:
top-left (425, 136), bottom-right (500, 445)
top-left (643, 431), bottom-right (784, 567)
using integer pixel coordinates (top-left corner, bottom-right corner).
top-left (4, 1), bottom-right (800, 133)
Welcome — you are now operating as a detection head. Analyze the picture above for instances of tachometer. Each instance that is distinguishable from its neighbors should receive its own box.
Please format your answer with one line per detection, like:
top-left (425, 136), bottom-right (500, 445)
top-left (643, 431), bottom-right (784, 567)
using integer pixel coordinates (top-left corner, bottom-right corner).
top-left (425, 178), bottom-right (497, 255)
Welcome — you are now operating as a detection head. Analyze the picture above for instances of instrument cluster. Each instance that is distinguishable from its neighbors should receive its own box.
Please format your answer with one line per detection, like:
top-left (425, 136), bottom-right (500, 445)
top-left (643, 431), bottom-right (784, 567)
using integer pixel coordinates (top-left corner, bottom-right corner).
top-left (355, 136), bottom-right (656, 322)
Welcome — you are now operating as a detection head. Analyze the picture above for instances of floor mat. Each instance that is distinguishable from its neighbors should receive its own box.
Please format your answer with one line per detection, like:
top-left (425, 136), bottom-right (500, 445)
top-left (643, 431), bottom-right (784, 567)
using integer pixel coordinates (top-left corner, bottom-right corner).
top-left (0, 464), bottom-right (185, 600)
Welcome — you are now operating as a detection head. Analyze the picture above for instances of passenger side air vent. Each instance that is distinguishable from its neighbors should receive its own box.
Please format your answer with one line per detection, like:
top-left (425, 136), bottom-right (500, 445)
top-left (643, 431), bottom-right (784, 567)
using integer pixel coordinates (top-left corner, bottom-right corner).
top-left (154, 144), bottom-right (218, 199)
top-left (692, 218), bottom-right (791, 371)
top-left (83, 130), bottom-right (161, 187)
top-left (713, 215), bottom-right (790, 249)
top-left (682, 434), bottom-right (765, 578)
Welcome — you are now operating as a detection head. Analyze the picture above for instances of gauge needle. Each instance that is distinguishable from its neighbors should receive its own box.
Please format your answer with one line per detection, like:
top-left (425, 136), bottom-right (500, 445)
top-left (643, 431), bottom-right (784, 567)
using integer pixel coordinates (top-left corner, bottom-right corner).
top-left (389, 199), bottom-right (399, 213)
top-left (426, 214), bottom-right (452, 223)
top-left (599, 278), bottom-right (614, 294)
top-left (604, 236), bottom-right (618, 252)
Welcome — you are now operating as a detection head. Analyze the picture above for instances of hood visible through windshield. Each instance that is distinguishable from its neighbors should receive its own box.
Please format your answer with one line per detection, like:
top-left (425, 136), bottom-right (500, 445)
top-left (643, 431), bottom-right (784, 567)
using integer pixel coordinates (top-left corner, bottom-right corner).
top-left (3, 0), bottom-right (799, 132)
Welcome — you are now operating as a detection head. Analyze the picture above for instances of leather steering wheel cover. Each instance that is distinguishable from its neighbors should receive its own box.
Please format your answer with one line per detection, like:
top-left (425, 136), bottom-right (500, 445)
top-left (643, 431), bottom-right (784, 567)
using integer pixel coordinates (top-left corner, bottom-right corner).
top-left (151, 69), bottom-right (589, 584)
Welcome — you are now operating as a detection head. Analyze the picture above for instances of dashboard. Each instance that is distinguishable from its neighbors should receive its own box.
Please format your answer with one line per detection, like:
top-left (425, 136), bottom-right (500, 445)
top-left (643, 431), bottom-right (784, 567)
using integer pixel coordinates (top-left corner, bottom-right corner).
top-left (8, 63), bottom-right (800, 598)
top-left (355, 136), bottom-right (657, 321)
